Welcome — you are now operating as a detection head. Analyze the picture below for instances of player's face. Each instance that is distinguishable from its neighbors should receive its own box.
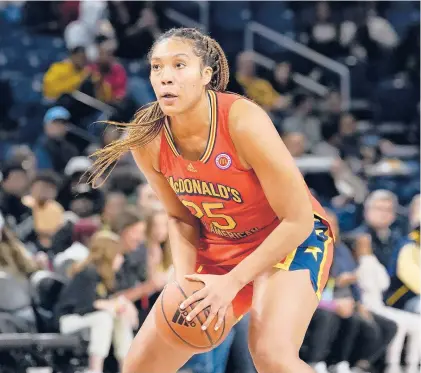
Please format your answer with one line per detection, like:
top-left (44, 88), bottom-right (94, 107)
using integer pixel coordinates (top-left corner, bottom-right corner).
top-left (150, 38), bottom-right (212, 115)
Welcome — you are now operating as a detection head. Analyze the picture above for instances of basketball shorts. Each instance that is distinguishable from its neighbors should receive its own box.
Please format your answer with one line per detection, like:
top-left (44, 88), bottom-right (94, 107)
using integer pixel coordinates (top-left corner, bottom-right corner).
top-left (195, 214), bottom-right (334, 319)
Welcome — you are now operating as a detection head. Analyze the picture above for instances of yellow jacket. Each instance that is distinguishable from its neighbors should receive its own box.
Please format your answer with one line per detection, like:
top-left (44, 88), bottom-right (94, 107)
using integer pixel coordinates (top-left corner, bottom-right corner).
top-left (236, 73), bottom-right (280, 109)
top-left (43, 60), bottom-right (88, 100)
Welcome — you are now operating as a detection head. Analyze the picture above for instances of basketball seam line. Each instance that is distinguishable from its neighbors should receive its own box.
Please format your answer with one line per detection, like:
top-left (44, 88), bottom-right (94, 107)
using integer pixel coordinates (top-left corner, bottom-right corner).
top-left (173, 281), bottom-right (215, 346)
top-left (161, 283), bottom-right (209, 350)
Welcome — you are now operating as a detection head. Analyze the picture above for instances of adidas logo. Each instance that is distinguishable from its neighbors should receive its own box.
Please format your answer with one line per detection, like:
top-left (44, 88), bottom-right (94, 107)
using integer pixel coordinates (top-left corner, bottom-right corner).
top-left (187, 163), bottom-right (197, 172)
top-left (172, 309), bottom-right (197, 327)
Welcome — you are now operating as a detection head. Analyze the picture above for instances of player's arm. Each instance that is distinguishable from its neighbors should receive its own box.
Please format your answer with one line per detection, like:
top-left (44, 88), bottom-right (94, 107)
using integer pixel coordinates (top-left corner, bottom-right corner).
top-left (131, 146), bottom-right (200, 282)
top-left (228, 99), bottom-right (314, 287)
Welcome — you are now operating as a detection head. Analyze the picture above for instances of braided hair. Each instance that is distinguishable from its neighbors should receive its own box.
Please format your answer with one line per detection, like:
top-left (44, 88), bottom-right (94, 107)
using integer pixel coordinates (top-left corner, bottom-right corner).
top-left (89, 28), bottom-right (230, 187)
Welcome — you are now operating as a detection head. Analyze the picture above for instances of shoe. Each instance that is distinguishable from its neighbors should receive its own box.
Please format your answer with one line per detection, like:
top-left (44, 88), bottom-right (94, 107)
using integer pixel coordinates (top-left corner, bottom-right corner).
top-left (333, 361), bottom-right (353, 373)
top-left (352, 367), bottom-right (371, 373)
top-left (312, 362), bottom-right (329, 373)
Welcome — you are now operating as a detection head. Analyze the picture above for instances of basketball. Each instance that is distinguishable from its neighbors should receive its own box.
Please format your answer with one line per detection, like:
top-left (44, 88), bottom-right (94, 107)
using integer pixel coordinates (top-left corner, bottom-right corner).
top-left (155, 280), bottom-right (236, 352)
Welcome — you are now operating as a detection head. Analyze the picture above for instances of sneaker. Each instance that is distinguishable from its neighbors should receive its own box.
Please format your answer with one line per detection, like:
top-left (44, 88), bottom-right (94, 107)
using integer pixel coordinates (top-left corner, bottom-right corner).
top-left (333, 361), bottom-right (353, 373)
top-left (312, 361), bottom-right (329, 373)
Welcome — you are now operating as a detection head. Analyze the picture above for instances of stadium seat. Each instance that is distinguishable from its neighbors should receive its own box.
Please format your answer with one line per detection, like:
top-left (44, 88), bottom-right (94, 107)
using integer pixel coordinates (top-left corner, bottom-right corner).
top-left (30, 270), bottom-right (68, 333)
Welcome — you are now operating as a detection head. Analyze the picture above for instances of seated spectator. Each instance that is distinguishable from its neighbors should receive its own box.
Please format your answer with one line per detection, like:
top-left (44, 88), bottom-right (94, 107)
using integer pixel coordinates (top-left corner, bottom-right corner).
top-left (89, 36), bottom-right (127, 104)
top-left (235, 51), bottom-right (289, 112)
top-left (33, 107), bottom-right (79, 173)
top-left (353, 190), bottom-right (403, 268)
top-left (57, 156), bottom-right (95, 210)
top-left (144, 207), bottom-right (172, 294)
top-left (55, 231), bottom-right (136, 373)
top-left (43, 46), bottom-right (90, 101)
top-left (322, 113), bottom-right (360, 159)
top-left (271, 61), bottom-right (298, 96)
top-left (327, 210), bottom-right (397, 373)
top-left (111, 207), bottom-right (149, 295)
top-left (0, 213), bottom-right (45, 283)
top-left (0, 162), bottom-right (33, 242)
top-left (356, 233), bottom-right (420, 373)
top-left (137, 182), bottom-right (161, 214)
top-left (282, 94), bottom-right (322, 151)
top-left (108, 2), bottom-right (162, 60)
top-left (6, 145), bottom-right (37, 180)
top-left (53, 218), bottom-right (101, 276)
top-left (101, 192), bottom-right (127, 231)
top-left (22, 171), bottom-right (64, 253)
top-left (301, 2), bottom-right (346, 59)
top-left (385, 195), bottom-right (420, 314)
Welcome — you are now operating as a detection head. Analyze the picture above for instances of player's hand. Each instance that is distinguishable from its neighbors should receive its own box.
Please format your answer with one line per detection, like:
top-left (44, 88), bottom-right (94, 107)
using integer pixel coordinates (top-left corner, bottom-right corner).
top-left (180, 273), bottom-right (241, 331)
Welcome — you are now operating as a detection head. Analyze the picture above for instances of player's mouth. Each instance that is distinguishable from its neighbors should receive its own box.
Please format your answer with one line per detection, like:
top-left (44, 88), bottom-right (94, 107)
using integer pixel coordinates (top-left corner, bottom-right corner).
top-left (160, 93), bottom-right (178, 104)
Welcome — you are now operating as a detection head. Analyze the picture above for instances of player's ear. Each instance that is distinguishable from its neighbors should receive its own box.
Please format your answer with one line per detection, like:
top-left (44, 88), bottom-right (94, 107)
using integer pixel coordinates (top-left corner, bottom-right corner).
top-left (202, 66), bottom-right (213, 86)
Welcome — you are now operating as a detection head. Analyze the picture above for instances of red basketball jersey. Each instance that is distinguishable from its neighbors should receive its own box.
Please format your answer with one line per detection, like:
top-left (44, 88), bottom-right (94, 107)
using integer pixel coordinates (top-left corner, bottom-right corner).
top-left (159, 90), bottom-right (330, 266)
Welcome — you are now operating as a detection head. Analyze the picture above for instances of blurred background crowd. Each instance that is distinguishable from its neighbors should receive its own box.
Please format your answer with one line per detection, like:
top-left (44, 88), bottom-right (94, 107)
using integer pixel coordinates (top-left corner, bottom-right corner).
top-left (0, 1), bottom-right (419, 373)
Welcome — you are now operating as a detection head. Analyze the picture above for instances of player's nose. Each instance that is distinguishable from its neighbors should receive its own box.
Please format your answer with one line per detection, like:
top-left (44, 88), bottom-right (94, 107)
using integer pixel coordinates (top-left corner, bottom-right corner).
top-left (160, 66), bottom-right (175, 85)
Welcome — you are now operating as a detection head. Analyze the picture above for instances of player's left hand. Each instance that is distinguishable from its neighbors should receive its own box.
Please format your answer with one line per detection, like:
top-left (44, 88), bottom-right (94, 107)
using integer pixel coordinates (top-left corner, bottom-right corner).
top-left (180, 273), bottom-right (242, 331)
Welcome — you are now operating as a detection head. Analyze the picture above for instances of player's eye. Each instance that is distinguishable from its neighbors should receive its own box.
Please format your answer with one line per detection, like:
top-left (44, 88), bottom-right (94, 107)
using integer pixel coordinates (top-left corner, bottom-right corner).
top-left (151, 64), bottom-right (161, 71)
top-left (175, 62), bottom-right (186, 69)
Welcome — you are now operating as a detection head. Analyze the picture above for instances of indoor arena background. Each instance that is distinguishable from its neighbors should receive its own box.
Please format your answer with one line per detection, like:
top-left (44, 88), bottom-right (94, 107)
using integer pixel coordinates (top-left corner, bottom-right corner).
top-left (0, 1), bottom-right (419, 373)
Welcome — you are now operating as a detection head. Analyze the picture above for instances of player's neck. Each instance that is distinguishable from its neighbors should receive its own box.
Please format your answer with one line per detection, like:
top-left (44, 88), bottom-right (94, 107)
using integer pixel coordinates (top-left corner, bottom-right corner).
top-left (168, 92), bottom-right (210, 140)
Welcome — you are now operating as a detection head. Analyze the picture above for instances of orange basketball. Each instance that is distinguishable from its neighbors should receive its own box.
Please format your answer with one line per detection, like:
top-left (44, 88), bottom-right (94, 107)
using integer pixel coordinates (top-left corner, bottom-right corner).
top-left (155, 280), bottom-right (235, 352)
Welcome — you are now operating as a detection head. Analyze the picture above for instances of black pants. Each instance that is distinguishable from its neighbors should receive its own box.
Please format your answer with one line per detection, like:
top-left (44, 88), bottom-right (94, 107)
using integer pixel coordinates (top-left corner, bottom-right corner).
top-left (327, 312), bottom-right (398, 367)
top-left (350, 313), bottom-right (398, 365)
top-left (304, 308), bottom-right (341, 363)
top-left (327, 313), bottom-right (362, 364)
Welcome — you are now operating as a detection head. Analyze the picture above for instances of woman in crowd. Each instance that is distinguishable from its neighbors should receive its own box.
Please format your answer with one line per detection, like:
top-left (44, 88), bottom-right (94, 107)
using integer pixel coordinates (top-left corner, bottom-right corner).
top-left (0, 212), bottom-right (47, 282)
top-left (54, 230), bottom-right (137, 373)
top-left (357, 233), bottom-right (420, 373)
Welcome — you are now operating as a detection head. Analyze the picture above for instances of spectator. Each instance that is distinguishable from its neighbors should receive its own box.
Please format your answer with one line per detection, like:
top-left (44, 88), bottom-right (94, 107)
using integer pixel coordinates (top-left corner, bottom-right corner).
top-left (327, 211), bottom-right (397, 373)
top-left (271, 61), bottom-right (298, 96)
top-left (356, 233), bottom-right (420, 373)
top-left (89, 35), bottom-right (127, 104)
top-left (112, 207), bottom-right (149, 297)
top-left (43, 46), bottom-right (89, 101)
top-left (353, 190), bottom-right (402, 267)
top-left (385, 195), bottom-right (420, 314)
top-left (235, 51), bottom-right (289, 112)
top-left (53, 218), bottom-right (101, 276)
top-left (137, 183), bottom-right (160, 214)
top-left (6, 145), bottom-right (37, 180)
top-left (0, 162), bottom-right (32, 242)
top-left (282, 93), bottom-right (322, 151)
top-left (302, 2), bottom-right (345, 59)
top-left (55, 230), bottom-right (136, 373)
top-left (23, 170), bottom-right (64, 252)
top-left (0, 214), bottom-right (43, 282)
top-left (353, 4), bottom-right (399, 63)
top-left (33, 107), bottom-right (79, 173)
top-left (108, 2), bottom-right (162, 60)
top-left (58, 156), bottom-right (95, 210)
top-left (101, 191), bottom-right (127, 229)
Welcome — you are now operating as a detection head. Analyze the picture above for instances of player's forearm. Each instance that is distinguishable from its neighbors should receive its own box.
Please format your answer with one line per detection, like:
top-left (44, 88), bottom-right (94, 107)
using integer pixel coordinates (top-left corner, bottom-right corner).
top-left (168, 216), bottom-right (200, 280)
top-left (229, 217), bottom-right (314, 288)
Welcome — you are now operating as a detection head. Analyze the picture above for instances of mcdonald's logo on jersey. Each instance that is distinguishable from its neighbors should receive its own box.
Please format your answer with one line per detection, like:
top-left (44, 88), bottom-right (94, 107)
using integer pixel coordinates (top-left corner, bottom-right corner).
top-left (215, 153), bottom-right (232, 170)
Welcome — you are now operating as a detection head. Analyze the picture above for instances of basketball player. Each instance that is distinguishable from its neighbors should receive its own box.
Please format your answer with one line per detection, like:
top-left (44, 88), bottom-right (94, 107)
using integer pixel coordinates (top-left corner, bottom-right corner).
top-left (90, 28), bottom-right (334, 373)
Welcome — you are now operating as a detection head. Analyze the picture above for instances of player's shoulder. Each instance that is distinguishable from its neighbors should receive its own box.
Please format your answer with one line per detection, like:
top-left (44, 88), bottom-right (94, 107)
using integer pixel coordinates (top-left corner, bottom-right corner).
top-left (131, 130), bottom-right (163, 173)
top-left (225, 93), bottom-right (272, 135)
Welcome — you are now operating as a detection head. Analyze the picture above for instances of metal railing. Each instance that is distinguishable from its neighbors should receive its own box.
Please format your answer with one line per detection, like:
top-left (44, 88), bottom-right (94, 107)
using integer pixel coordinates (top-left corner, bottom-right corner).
top-left (164, 1), bottom-right (209, 32)
top-left (245, 21), bottom-right (350, 110)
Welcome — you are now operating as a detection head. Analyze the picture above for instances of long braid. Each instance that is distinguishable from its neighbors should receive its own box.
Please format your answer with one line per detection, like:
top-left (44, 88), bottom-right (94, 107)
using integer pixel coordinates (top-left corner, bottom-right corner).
top-left (89, 28), bottom-right (230, 187)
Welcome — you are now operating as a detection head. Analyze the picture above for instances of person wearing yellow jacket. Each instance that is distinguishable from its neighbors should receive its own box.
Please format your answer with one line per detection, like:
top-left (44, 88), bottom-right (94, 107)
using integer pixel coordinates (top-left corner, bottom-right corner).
top-left (43, 46), bottom-right (90, 101)
top-left (385, 195), bottom-right (420, 314)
